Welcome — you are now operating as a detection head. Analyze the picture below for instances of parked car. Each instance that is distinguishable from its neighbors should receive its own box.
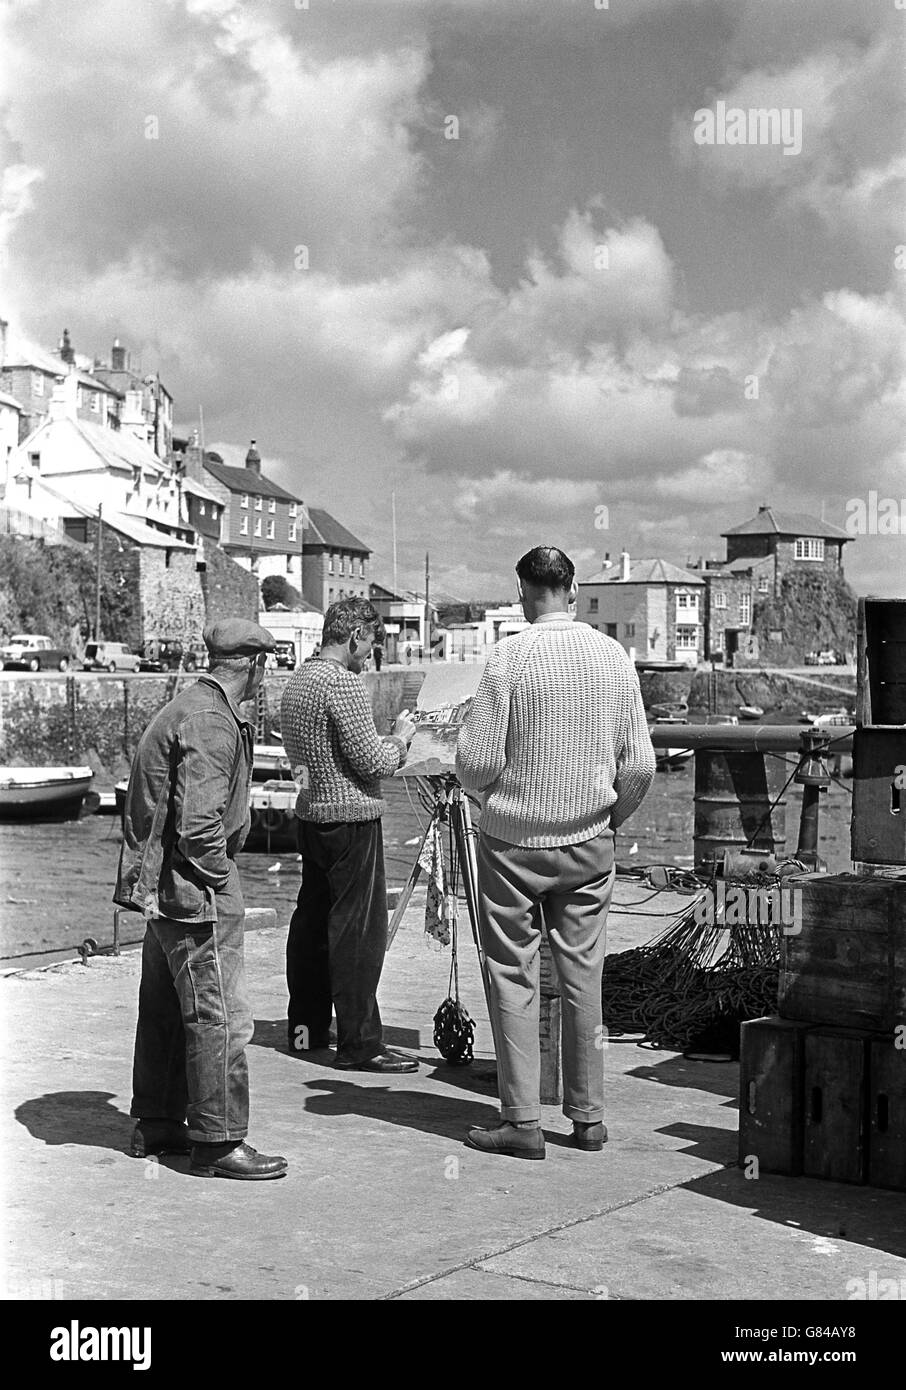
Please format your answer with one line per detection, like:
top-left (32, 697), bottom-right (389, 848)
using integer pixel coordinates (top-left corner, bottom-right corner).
top-left (273, 641), bottom-right (296, 670)
top-left (82, 641), bottom-right (141, 673)
top-left (137, 639), bottom-right (198, 673)
top-left (0, 633), bottom-right (72, 672)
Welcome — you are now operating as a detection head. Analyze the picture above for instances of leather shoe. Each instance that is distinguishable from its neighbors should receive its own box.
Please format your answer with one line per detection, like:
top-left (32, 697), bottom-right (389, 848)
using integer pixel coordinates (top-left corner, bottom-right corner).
top-left (335, 1047), bottom-right (419, 1073)
top-left (571, 1121), bottom-right (607, 1152)
top-left (466, 1122), bottom-right (545, 1161)
top-left (190, 1141), bottom-right (288, 1180)
top-left (131, 1120), bottom-right (191, 1158)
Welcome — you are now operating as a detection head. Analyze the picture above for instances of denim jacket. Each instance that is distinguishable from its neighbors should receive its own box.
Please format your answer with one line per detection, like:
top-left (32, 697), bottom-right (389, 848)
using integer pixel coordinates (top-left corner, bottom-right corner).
top-left (114, 676), bottom-right (255, 922)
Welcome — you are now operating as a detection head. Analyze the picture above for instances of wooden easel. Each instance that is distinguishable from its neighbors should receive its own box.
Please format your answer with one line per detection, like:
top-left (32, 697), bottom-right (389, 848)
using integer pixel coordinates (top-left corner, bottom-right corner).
top-left (386, 773), bottom-right (492, 1013)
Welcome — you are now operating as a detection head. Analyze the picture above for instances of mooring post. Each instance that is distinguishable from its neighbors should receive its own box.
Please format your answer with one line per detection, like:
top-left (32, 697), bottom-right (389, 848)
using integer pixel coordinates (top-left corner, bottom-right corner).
top-left (793, 729), bottom-right (831, 870)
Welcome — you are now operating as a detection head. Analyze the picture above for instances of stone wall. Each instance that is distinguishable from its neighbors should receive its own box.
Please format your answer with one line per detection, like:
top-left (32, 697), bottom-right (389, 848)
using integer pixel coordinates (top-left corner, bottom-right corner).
top-left (0, 669), bottom-right (416, 780)
top-left (138, 547), bottom-right (207, 645)
top-left (200, 540), bottom-right (261, 626)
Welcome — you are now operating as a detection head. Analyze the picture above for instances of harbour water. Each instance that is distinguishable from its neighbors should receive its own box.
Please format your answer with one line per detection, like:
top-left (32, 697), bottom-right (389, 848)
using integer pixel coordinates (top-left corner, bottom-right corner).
top-left (1, 766), bottom-right (854, 967)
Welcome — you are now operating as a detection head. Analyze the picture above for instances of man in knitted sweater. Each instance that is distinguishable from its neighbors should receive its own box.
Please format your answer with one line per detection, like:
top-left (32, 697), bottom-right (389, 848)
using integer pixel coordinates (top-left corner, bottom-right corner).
top-left (281, 598), bottom-right (418, 1073)
top-left (456, 546), bottom-right (656, 1159)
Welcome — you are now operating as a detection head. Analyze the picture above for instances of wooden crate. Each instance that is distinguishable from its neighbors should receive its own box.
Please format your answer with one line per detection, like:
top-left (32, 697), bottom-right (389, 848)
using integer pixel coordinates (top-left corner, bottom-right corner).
top-left (856, 597), bottom-right (906, 727)
top-left (868, 1037), bottom-right (906, 1192)
top-left (779, 873), bottom-right (906, 1031)
top-left (803, 1028), bottom-right (868, 1184)
top-left (852, 729), bottom-right (906, 864)
top-left (738, 1016), bottom-right (810, 1175)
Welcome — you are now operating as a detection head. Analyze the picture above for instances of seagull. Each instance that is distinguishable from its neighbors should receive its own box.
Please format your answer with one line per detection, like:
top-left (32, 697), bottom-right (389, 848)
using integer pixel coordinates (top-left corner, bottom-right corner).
top-left (629, 842), bottom-right (639, 856)
top-left (268, 862), bottom-right (282, 873)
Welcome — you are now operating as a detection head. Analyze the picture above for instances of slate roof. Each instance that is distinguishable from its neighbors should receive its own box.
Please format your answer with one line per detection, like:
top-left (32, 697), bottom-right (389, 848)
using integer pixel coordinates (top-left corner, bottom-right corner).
top-left (723, 507), bottom-right (850, 541)
top-left (304, 507), bottom-right (370, 554)
top-left (581, 558), bottom-right (705, 586)
top-left (203, 459), bottom-right (301, 503)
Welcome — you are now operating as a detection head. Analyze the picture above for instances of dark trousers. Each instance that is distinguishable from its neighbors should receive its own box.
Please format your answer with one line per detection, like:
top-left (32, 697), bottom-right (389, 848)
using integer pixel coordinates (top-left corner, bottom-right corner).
top-left (131, 863), bottom-right (253, 1143)
top-left (286, 818), bottom-right (388, 1063)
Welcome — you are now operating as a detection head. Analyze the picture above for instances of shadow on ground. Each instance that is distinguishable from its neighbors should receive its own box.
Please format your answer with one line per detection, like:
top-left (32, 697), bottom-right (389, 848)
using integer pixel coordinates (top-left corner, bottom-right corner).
top-left (681, 1165), bottom-right (906, 1261)
top-left (301, 1078), bottom-right (499, 1142)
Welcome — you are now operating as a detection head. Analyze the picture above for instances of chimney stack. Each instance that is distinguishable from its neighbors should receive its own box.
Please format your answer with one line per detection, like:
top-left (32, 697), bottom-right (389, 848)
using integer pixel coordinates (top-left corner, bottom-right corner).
top-left (111, 339), bottom-right (127, 372)
top-left (245, 439), bottom-right (261, 476)
top-left (59, 328), bottom-right (75, 365)
top-left (620, 549), bottom-right (630, 581)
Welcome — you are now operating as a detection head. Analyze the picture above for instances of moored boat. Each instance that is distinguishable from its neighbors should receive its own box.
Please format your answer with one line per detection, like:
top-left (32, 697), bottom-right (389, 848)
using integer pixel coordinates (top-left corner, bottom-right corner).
top-left (246, 779), bottom-right (299, 851)
top-left (0, 765), bottom-right (94, 819)
top-left (737, 705), bottom-right (765, 720)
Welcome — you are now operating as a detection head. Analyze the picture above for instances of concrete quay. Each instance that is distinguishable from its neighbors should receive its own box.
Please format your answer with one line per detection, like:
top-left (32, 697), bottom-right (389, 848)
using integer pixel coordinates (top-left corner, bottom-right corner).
top-left (2, 882), bottom-right (904, 1304)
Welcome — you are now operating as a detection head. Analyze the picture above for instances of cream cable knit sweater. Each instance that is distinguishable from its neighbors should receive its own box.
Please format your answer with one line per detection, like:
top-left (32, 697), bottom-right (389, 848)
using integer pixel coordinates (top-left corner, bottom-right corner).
top-left (456, 620), bottom-right (656, 848)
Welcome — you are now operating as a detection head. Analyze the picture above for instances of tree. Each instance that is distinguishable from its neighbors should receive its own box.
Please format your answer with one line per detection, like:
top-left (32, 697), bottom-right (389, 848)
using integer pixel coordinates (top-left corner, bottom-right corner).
top-left (260, 574), bottom-right (303, 610)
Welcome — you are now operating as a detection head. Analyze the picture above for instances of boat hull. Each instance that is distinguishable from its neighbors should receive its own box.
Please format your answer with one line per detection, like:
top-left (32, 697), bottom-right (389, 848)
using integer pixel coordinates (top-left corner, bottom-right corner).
top-left (0, 767), bottom-right (94, 820)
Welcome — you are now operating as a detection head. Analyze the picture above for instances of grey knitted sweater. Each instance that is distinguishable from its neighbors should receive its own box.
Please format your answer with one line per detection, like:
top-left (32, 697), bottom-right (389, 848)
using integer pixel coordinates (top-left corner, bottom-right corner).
top-left (280, 659), bottom-right (406, 823)
top-left (456, 620), bottom-right (656, 847)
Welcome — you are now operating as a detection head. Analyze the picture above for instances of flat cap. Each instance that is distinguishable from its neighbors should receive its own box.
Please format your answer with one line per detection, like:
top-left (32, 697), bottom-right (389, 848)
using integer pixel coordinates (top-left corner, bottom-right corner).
top-left (203, 618), bottom-right (277, 658)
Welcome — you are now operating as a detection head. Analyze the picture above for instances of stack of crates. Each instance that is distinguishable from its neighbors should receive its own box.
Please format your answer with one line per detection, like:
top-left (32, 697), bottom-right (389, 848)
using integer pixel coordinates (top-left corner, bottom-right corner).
top-left (738, 600), bottom-right (906, 1191)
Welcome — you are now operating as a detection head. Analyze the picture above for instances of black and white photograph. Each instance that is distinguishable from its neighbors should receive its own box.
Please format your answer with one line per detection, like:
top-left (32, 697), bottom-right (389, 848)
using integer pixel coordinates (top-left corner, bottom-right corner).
top-left (0, 0), bottom-right (904, 1349)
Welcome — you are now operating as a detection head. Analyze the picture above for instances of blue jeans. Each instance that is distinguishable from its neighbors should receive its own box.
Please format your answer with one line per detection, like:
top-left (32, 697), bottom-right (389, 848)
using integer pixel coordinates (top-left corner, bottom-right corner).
top-left (131, 863), bottom-right (253, 1142)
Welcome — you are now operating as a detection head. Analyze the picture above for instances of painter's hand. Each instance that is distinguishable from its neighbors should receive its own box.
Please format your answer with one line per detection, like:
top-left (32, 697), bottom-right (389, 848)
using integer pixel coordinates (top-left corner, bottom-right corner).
top-left (393, 709), bottom-right (417, 745)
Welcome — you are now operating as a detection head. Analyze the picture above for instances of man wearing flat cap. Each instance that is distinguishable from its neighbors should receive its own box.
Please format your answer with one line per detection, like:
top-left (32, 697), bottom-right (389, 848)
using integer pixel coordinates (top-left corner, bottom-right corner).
top-left (115, 617), bottom-right (288, 1180)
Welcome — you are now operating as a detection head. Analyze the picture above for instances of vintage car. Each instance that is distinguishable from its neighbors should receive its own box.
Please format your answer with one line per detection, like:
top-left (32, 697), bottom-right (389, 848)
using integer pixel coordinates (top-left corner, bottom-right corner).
top-left (82, 641), bottom-right (141, 673)
top-left (0, 633), bottom-right (72, 672)
top-left (137, 639), bottom-right (199, 673)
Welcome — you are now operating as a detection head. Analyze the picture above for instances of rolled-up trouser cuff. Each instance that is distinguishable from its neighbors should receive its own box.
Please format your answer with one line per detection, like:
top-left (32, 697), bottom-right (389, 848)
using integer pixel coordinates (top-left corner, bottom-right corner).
top-left (499, 1105), bottom-right (542, 1123)
top-left (564, 1105), bottom-right (605, 1123)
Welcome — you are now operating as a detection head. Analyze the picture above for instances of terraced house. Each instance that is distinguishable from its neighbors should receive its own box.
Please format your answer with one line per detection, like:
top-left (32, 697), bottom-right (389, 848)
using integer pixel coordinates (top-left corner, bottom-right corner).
top-left (193, 440), bottom-right (307, 587)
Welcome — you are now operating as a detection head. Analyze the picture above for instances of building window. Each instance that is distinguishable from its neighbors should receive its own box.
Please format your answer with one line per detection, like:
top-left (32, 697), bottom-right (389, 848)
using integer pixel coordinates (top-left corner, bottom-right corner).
top-left (239, 516), bottom-right (249, 536)
top-left (266, 519), bottom-right (275, 539)
top-left (288, 522), bottom-right (297, 542)
top-left (254, 517), bottom-right (262, 537)
top-left (254, 495), bottom-right (262, 511)
top-left (358, 558), bottom-right (365, 578)
top-left (605, 623), bottom-right (618, 638)
top-left (240, 493), bottom-right (249, 509)
top-left (713, 591), bottom-right (727, 610)
top-left (328, 554), bottom-right (334, 574)
top-left (268, 498), bottom-right (276, 513)
top-left (338, 556), bottom-right (345, 576)
top-left (795, 538), bottom-right (824, 561)
top-left (289, 502), bottom-right (297, 518)
top-left (625, 622), bottom-right (635, 638)
top-left (588, 597), bottom-right (599, 613)
top-left (28, 452), bottom-right (40, 470)
top-left (758, 574), bottom-right (769, 593)
top-left (328, 588), bottom-right (334, 602)
top-left (199, 500), bottom-right (206, 516)
top-left (739, 593), bottom-right (751, 626)
top-left (676, 625), bottom-right (698, 649)
top-left (90, 392), bottom-right (100, 413)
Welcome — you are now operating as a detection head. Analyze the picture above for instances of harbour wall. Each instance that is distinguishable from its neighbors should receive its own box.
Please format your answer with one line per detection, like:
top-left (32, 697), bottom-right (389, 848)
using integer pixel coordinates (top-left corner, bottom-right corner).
top-left (0, 666), bottom-right (856, 781)
top-left (0, 670), bottom-right (415, 782)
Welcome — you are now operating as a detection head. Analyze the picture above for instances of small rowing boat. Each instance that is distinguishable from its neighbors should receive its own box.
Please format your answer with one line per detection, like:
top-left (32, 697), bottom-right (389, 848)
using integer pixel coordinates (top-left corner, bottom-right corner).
top-left (0, 765), bottom-right (94, 819)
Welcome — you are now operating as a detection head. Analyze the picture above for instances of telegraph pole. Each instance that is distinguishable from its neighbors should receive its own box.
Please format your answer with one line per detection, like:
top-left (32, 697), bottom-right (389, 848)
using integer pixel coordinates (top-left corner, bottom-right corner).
top-left (424, 550), bottom-right (430, 657)
top-left (94, 503), bottom-right (103, 640)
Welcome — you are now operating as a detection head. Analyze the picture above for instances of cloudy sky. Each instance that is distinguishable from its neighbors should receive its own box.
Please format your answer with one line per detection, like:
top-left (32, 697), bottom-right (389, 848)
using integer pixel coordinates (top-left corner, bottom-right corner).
top-left (1, 0), bottom-right (903, 597)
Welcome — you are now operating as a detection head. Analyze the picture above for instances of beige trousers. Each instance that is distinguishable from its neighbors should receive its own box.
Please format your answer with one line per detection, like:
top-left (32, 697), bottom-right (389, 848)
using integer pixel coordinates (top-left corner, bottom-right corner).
top-left (476, 829), bottom-right (615, 1123)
